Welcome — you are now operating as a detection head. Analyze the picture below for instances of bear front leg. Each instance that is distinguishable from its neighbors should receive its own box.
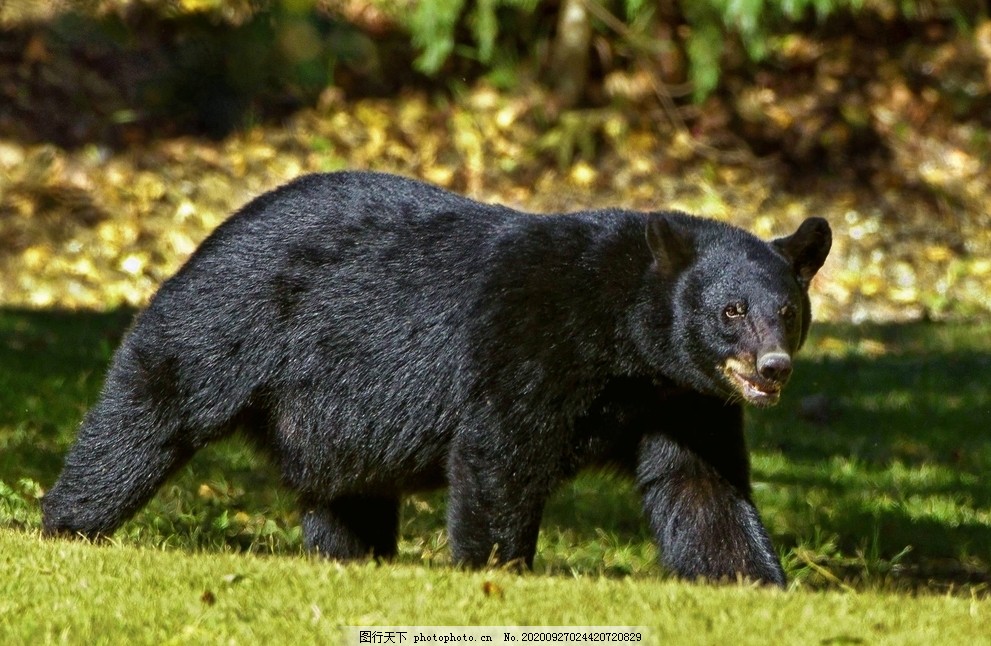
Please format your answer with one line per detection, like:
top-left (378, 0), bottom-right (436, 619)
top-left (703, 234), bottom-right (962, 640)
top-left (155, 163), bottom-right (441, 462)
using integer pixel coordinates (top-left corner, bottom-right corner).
top-left (637, 399), bottom-right (785, 586)
top-left (446, 441), bottom-right (549, 570)
top-left (301, 495), bottom-right (400, 560)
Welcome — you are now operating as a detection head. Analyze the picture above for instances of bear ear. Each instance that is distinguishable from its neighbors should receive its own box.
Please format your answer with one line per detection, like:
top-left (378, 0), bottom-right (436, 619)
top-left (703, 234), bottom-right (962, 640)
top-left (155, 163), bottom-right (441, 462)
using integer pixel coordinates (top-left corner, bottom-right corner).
top-left (645, 214), bottom-right (695, 276)
top-left (773, 217), bottom-right (832, 289)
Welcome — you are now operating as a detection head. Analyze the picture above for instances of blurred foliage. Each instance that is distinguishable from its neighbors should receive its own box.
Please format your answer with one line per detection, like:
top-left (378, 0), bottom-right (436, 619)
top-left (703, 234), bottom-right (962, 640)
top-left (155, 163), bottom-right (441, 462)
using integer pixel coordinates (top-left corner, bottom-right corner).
top-left (410, 0), bottom-right (543, 75)
top-left (679, 0), bottom-right (985, 100)
top-left (0, 0), bottom-right (397, 141)
top-left (329, 1), bottom-right (991, 102)
top-left (1, 83), bottom-right (988, 321)
top-left (8, 1), bottom-right (986, 104)
top-left (0, 0), bottom-right (989, 321)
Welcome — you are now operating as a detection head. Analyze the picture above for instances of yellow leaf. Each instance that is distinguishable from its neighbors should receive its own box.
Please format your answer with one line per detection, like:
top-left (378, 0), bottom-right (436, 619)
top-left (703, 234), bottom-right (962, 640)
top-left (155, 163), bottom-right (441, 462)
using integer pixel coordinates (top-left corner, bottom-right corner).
top-left (119, 254), bottom-right (146, 276)
top-left (568, 162), bottom-right (597, 187)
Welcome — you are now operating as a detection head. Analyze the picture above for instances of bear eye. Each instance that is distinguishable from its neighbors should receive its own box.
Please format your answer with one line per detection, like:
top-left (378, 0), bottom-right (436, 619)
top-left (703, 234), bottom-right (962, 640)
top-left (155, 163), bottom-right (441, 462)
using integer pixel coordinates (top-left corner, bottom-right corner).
top-left (723, 301), bottom-right (747, 319)
top-left (779, 305), bottom-right (796, 320)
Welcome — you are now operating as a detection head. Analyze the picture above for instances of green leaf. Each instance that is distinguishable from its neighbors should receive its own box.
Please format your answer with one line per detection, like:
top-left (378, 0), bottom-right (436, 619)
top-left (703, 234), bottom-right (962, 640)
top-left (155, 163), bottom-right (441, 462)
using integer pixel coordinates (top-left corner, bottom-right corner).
top-left (410, 0), bottom-right (466, 74)
top-left (472, 0), bottom-right (498, 64)
top-left (686, 22), bottom-right (724, 101)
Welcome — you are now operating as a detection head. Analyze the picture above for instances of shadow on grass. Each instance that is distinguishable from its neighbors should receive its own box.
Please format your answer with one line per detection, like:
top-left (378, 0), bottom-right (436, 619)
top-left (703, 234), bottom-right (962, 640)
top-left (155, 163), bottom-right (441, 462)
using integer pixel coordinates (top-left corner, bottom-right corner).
top-left (0, 307), bottom-right (133, 480)
top-left (2, 308), bottom-right (989, 589)
top-left (749, 321), bottom-right (991, 590)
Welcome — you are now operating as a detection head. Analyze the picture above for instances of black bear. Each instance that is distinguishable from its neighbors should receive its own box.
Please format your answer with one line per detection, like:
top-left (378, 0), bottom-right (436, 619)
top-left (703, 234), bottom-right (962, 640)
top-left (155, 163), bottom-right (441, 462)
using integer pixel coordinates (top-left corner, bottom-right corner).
top-left (42, 171), bottom-right (831, 586)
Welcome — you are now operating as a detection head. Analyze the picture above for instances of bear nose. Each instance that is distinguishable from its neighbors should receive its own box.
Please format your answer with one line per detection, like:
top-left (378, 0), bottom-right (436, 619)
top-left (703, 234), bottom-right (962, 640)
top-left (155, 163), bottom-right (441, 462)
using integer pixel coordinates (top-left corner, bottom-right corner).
top-left (757, 351), bottom-right (792, 383)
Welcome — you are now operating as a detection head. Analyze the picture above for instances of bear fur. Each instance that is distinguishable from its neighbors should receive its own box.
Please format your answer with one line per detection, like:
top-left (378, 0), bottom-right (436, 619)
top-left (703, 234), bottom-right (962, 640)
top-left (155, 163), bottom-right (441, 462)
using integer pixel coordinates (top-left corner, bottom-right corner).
top-left (42, 171), bottom-right (831, 585)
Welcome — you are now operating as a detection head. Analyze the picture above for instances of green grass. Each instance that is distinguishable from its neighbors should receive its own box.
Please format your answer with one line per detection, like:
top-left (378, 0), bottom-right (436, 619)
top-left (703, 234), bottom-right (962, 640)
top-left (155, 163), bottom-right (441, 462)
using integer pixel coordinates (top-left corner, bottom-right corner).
top-left (2, 308), bottom-right (991, 641)
top-left (1, 528), bottom-right (988, 645)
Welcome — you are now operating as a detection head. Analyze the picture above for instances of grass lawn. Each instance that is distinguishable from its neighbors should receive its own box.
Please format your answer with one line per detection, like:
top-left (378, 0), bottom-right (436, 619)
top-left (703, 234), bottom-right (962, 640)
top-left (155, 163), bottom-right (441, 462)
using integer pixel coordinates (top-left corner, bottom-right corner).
top-left (1, 528), bottom-right (987, 645)
top-left (2, 308), bottom-right (990, 642)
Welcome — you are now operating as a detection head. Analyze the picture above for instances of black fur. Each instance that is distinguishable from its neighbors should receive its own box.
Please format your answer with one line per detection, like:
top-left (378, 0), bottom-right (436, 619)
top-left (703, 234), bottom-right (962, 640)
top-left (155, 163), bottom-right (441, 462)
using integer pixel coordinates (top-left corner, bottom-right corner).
top-left (42, 171), bottom-right (831, 585)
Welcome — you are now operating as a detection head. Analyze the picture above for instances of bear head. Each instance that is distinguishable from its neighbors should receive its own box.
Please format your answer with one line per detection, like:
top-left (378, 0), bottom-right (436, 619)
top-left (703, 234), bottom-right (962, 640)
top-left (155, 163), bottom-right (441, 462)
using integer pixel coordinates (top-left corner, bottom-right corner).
top-left (633, 213), bottom-right (832, 408)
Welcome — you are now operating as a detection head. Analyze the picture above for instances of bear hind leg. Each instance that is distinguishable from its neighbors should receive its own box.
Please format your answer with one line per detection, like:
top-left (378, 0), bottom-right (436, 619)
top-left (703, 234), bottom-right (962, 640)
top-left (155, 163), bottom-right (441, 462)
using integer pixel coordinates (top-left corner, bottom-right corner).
top-left (42, 398), bottom-right (198, 539)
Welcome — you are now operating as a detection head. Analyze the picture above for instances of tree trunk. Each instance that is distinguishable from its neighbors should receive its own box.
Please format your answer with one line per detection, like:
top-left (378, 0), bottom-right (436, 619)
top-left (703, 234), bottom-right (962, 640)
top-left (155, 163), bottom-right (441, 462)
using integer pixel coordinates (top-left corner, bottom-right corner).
top-left (548, 0), bottom-right (591, 109)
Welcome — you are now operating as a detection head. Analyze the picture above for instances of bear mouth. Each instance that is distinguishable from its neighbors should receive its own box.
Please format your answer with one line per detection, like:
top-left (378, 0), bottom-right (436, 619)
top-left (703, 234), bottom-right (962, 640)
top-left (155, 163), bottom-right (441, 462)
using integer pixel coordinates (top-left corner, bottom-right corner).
top-left (723, 359), bottom-right (782, 407)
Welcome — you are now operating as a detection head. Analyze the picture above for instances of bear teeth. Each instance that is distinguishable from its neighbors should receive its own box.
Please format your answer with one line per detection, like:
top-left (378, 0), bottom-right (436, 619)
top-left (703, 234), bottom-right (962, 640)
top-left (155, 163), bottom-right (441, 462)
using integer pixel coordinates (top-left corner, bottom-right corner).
top-left (727, 369), bottom-right (781, 405)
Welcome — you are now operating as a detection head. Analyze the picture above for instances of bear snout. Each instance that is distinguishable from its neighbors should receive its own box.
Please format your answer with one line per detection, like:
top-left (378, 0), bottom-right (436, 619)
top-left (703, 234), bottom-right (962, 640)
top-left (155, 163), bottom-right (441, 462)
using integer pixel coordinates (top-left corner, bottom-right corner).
top-left (756, 351), bottom-right (793, 385)
top-left (722, 355), bottom-right (789, 407)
